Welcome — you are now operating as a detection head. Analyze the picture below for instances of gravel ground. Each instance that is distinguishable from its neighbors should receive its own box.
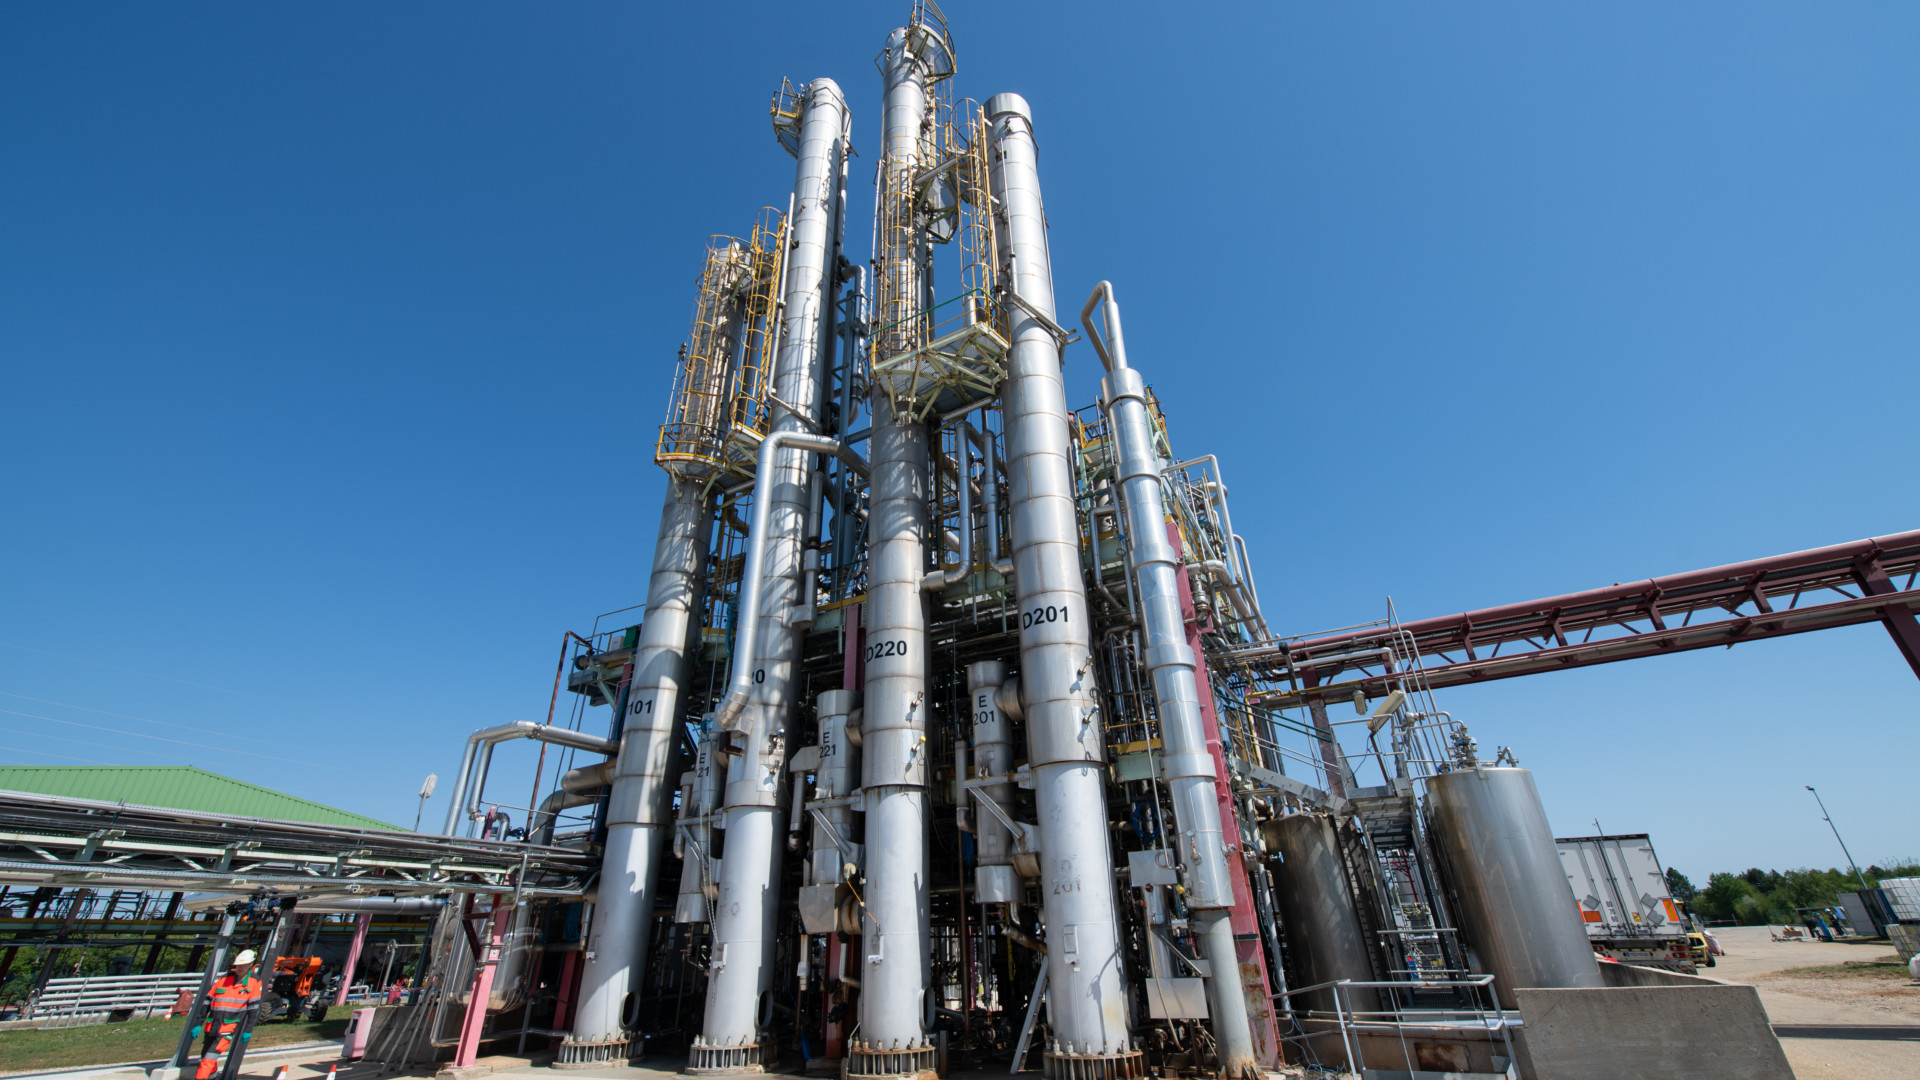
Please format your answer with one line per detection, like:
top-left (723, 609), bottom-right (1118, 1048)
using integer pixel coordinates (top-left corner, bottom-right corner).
top-left (1700, 924), bottom-right (1920, 1079)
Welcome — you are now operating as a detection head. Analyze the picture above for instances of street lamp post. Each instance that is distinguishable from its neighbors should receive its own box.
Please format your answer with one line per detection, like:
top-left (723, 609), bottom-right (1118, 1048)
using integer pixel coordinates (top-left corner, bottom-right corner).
top-left (413, 773), bottom-right (438, 833)
top-left (1805, 785), bottom-right (1869, 892)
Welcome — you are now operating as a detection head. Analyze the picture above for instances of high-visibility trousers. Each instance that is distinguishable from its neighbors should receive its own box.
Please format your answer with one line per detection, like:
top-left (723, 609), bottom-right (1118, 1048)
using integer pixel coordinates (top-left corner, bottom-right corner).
top-left (194, 1018), bottom-right (243, 1080)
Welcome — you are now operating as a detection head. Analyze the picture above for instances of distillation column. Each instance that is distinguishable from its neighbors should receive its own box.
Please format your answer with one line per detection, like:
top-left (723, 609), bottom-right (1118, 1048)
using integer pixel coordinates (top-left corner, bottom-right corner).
top-left (847, 22), bottom-right (937, 1079)
top-left (985, 92), bottom-right (1139, 1075)
top-left (1085, 285), bottom-right (1257, 1077)
top-left (560, 486), bottom-right (715, 1063)
top-left (689, 76), bottom-right (850, 1075)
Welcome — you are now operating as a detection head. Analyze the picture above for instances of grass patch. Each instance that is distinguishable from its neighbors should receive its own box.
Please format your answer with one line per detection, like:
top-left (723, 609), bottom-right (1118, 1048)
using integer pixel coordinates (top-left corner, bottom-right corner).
top-left (1764, 959), bottom-right (1915, 982)
top-left (0, 1016), bottom-right (346, 1074)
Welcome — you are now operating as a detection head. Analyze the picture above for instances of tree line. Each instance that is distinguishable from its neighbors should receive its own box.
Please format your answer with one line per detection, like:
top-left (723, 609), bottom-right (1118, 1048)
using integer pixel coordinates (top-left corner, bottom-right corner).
top-left (1663, 861), bottom-right (1919, 925)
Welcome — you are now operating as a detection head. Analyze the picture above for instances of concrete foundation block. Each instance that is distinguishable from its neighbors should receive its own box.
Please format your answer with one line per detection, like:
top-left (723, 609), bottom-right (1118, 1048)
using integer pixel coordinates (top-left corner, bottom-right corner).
top-left (1514, 984), bottom-right (1792, 1080)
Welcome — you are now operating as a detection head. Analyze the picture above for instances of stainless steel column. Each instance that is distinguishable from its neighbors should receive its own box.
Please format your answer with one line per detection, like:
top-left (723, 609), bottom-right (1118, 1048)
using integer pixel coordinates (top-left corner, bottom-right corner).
top-left (560, 478), bottom-right (713, 1066)
top-left (967, 661), bottom-right (1017, 904)
top-left (1081, 283), bottom-right (1256, 1076)
top-left (985, 92), bottom-right (1138, 1075)
top-left (847, 24), bottom-right (935, 1078)
top-left (689, 75), bottom-right (850, 1075)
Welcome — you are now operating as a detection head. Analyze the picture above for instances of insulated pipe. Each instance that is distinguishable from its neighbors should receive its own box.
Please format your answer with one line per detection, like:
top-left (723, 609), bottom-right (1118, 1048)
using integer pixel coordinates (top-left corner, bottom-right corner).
top-left (985, 92), bottom-right (1135, 1064)
top-left (1189, 560), bottom-right (1262, 632)
top-left (966, 661), bottom-right (1018, 904)
top-left (533, 787), bottom-right (598, 846)
top-left (562, 476), bottom-right (716, 1065)
top-left (442, 722), bottom-right (618, 836)
top-left (1082, 282), bottom-right (1258, 1076)
top-left (981, 427), bottom-right (1013, 577)
top-left (561, 761), bottom-right (616, 795)
top-left (849, 25), bottom-right (936, 1066)
top-left (289, 896), bottom-right (451, 916)
top-left (693, 76), bottom-right (850, 1073)
top-left (710, 430), bottom-right (868, 734)
top-left (923, 419), bottom-right (974, 590)
top-left (1163, 455), bottom-right (1268, 638)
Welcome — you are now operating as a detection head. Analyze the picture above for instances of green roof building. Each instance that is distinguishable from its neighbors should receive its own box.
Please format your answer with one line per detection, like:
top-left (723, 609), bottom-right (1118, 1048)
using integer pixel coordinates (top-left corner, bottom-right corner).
top-left (0, 766), bottom-right (395, 830)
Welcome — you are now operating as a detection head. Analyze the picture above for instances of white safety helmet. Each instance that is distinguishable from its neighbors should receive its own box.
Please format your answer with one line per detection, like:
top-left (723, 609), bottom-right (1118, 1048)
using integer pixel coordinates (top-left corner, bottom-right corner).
top-left (231, 949), bottom-right (257, 967)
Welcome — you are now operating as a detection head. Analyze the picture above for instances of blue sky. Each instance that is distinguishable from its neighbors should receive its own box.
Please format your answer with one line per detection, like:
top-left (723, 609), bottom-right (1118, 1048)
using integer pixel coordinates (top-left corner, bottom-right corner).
top-left (2, 3), bottom-right (1914, 881)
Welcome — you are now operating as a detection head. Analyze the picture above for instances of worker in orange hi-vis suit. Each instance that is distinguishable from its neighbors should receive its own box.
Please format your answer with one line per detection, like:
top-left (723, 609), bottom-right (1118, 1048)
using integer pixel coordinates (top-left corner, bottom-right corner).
top-left (193, 949), bottom-right (262, 1080)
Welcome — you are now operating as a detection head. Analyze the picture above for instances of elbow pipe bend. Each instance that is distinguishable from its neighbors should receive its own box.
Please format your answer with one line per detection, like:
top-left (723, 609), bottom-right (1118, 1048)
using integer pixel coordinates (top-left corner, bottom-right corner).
top-left (713, 431), bottom-right (867, 732)
top-left (1078, 281), bottom-right (1120, 372)
top-left (1189, 560), bottom-right (1267, 636)
top-left (441, 722), bottom-right (618, 835)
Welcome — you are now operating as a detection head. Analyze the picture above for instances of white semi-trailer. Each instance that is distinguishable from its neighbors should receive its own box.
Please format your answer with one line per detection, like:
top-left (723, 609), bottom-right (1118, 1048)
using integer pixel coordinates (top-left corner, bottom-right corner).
top-left (1555, 833), bottom-right (1694, 972)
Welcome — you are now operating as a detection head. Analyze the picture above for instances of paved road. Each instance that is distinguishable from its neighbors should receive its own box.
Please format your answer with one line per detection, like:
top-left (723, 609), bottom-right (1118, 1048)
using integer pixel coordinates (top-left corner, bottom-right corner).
top-left (1700, 924), bottom-right (1920, 1079)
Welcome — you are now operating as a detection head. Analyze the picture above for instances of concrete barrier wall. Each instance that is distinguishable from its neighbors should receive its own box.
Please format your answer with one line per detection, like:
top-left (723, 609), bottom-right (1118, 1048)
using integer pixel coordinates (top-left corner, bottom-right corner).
top-left (1597, 961), bottom-right (1722, 988)
top-left (1513, 985), bottom-right (1792, 1080)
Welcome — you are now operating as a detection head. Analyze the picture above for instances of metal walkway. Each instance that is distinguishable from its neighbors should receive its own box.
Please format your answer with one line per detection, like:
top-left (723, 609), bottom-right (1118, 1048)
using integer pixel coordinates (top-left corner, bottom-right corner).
top-left (0, 789), bottom-right (594, 898)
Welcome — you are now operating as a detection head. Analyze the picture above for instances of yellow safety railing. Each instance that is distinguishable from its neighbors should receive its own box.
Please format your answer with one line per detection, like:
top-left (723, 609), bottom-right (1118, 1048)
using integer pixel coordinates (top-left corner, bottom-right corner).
top-left (656, 208), bottom-right (787, 480)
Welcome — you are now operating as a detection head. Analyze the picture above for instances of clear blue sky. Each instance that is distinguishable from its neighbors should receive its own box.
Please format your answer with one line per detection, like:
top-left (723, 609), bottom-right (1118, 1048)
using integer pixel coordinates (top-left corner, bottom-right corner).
top-left (3, 3), bottom-right (1915, 881)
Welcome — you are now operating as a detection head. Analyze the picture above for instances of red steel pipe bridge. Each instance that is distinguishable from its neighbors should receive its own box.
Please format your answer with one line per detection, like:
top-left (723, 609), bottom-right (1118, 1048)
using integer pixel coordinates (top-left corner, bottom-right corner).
top-left (1225, 529), bottom-right (1920, 709)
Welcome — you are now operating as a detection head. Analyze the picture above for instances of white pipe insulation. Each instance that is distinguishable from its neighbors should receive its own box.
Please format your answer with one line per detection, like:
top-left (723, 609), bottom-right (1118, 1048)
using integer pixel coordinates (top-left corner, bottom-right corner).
top-left (690, 75), bottom-right (851, 1074)
top-left (442, 722), bottom-right (617, 837)
top-left (985, 92), bottom-right (1137, 1066)
top-left (1082, 282), bottom-right (1258, 1077)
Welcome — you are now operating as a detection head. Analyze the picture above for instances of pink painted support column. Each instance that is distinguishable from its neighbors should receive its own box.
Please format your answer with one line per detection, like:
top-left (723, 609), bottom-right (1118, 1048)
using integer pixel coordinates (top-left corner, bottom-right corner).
top-left (333, 912), bottom-right (372, 1007)
top-left (1172, 525), bottom-right (1282, 1068)
top-left (453, 895), bottom-right (511, 1069)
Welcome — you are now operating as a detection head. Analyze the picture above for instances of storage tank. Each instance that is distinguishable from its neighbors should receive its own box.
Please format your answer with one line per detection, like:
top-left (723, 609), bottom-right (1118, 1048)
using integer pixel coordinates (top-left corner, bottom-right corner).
top-left (1264, 813), bottom-right (1382, 1019)
top-left (1425, 767), bottom-right (1602, 1008)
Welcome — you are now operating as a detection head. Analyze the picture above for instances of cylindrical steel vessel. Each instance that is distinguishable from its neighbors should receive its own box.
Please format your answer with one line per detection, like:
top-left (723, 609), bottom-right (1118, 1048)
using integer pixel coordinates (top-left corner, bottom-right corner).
top-left (810, 690), bottom-right (860, 887)
top-left (1265, 813), bottom-right (1382, 1020)
top-left (846, 22), bottom-right (941, 1078)
top-left (561, 476), bottom-right (714, 1065)
top-left (674, 731), bottom-right (720, 924)
top-left (691, 75), bottom-right (850, 1075)
top-left (1425, 767), bottom-right (1602, 1008)
top-left (1085, 284), bottom-right (1255, 1076)
top-left (966, 661), bottom-right (1017, 904)
top-left (986, 91), bottom-right (1138, 1074)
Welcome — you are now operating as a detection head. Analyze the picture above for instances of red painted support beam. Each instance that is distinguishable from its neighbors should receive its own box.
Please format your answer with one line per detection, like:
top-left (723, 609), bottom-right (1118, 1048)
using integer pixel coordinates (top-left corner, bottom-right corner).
top-left (1853, 555), bottom-right (1920, 680)
top-left (1242, 530), bottom-right (1920, 705)
top-left (551, 949), bottom-right (580, 1035)
top-left (1174, 526), bottom-right (1280, 1068)
top-left (333, 912), bottom-right (371, 1007)
top-left (453, 895), bottom-right (511, 1069)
